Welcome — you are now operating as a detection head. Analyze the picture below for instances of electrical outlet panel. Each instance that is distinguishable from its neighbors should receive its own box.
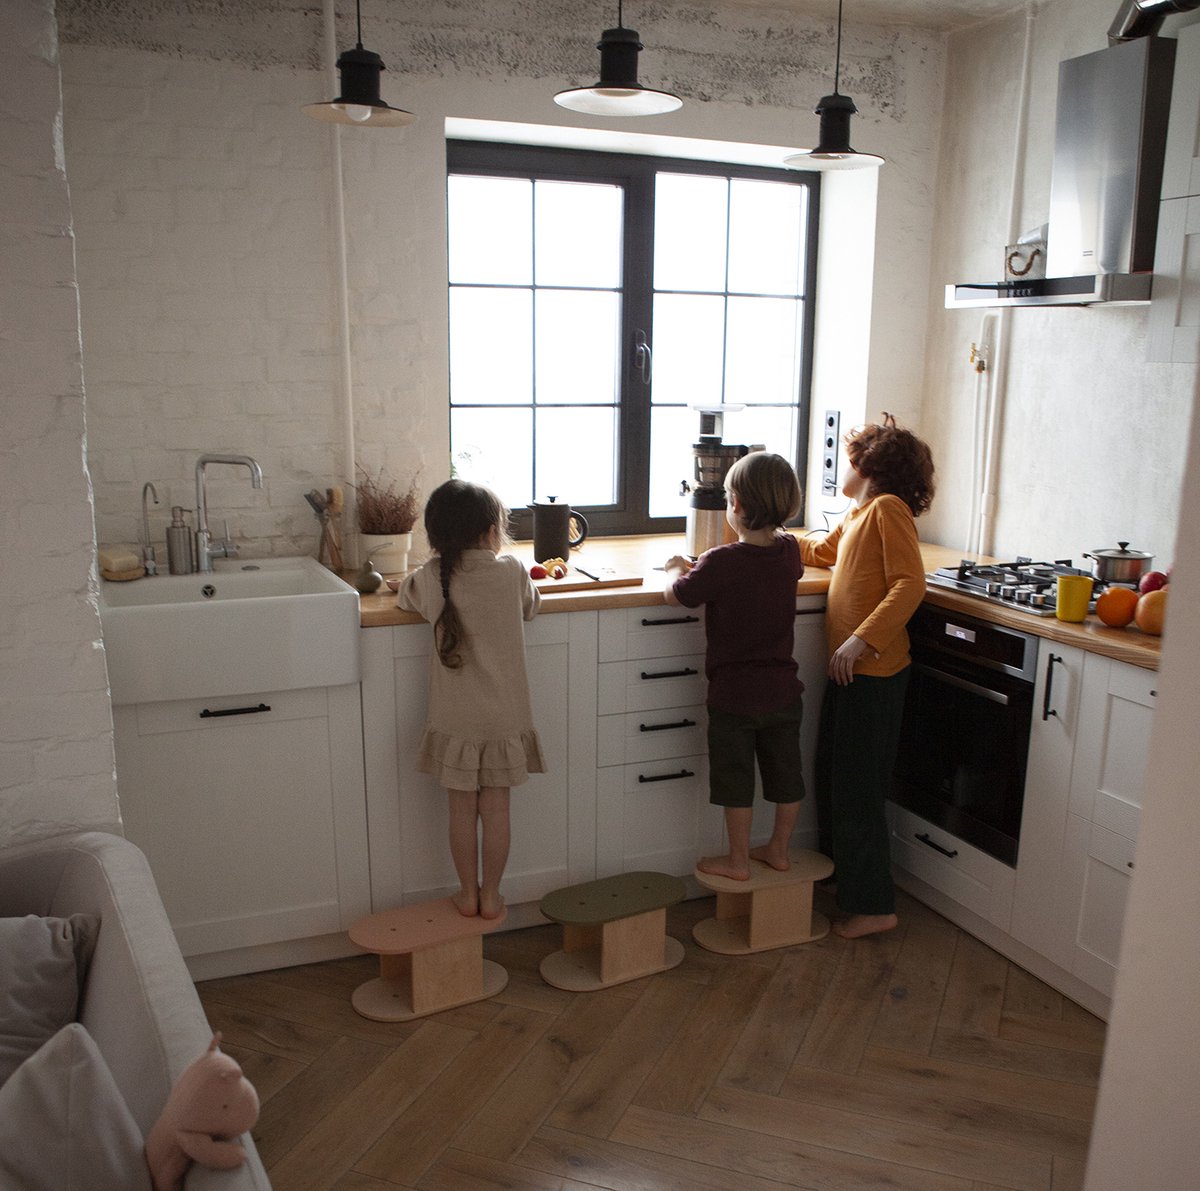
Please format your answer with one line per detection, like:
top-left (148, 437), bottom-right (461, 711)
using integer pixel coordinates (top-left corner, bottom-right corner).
top-left (821, 410), bottom-right (840, 495)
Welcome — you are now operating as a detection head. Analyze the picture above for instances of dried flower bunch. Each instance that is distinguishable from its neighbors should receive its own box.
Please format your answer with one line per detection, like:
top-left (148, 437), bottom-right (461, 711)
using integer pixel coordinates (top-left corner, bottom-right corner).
top-left (353, 466), bottom-right (420, 535)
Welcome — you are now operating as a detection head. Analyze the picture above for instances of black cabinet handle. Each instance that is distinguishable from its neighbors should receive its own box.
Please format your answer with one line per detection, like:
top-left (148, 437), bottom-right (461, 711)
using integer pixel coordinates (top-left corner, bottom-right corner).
top-left (915, 831), bottom-right (958, 859)
top-left (640, 615), bottom-right (699, 626)
top-left (1042, 653), bottom-right (1063, 721)
top-left (639, 718), bottom-right (696, 733)
top-left (200, 703), bottom-right (271, 719)
top-left (638, 768), bottom-right (696, 784)
top-left (640, 667), bottom-right (699, 680)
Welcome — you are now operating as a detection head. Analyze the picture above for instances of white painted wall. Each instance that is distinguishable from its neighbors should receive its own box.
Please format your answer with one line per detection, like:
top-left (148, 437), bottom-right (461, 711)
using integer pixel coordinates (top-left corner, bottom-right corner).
top-left (923, 0), bottom-right (1199, 567)
top-left (55, 0), bottom-right (944, 562)
top-left (0, 0), bottom-right (119, 846)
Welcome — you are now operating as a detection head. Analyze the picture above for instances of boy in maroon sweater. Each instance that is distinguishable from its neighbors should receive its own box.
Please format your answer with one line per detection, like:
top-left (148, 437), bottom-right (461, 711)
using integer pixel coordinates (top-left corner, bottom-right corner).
top-left (664, 452), bottom-right (805, 880)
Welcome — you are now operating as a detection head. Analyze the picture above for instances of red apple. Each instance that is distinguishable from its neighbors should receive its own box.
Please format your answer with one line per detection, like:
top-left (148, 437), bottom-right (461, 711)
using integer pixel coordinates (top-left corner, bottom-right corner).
top-left (1138, 570), bottom-right (1167, 594)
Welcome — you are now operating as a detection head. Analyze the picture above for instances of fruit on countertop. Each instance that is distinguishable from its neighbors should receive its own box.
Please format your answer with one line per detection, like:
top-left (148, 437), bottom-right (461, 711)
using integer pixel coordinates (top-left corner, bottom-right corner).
top-left (535, 557), bottom-right (568, 580)
top-left (529, 564), bottom-right (548, 579)
top-left (1095, 586), bottom-right (1139, 628)
top-left (1134, 587), bottom-right (1167, 636)
top-left (1138, 569), bottom-right (1168, 594)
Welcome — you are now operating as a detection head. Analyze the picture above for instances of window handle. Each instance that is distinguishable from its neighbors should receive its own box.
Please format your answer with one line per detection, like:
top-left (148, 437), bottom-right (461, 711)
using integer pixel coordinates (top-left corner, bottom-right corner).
top-left (634, 330), bottom-right (652, 383)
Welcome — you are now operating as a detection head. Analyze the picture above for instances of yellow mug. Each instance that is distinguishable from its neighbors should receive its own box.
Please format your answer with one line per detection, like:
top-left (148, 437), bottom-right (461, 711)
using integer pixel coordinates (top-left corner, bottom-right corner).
top-left (1056, 574), bottom-right (1094, 622)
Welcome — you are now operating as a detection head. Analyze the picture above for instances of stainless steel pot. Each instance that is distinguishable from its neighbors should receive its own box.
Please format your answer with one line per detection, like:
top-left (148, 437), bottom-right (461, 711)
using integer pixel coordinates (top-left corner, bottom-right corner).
top-left (1083, 542), bottom-right (1153, 584)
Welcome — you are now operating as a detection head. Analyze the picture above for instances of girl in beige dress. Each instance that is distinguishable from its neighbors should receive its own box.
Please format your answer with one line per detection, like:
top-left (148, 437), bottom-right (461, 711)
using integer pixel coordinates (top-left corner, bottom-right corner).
top-left (397, 480), bottom-right (545, 919)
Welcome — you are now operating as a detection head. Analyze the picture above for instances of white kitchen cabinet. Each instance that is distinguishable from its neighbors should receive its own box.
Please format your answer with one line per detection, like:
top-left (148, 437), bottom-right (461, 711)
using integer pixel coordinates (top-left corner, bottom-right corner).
top-left (361, 612), bottom-right (597, 913)
top-left (1063, 654), bottom-right (1157, 997)
top-left (1148, 22), bottom-right (1200, 362)
top-left (1010, 642), bottom-right (1088, 967)
top-left (113, 683), bottom-right (370, 979)
top-left (1011, 646), bottom-right (1155, 999)
top-left (595, 597), bottom-right (827, 878)
top-left (595, 606), bottom-right (720, 876)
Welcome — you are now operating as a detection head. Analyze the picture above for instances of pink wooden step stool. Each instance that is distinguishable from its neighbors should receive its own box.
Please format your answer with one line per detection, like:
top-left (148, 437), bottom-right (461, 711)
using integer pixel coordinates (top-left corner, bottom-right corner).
top-left (349, 898), bottom-right (508, 1022)
top-left (692, 848), bottom-right (834, 955)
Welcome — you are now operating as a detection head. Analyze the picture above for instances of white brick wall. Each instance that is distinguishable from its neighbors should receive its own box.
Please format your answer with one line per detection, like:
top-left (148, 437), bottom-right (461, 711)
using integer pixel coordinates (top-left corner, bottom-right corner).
top-left (0, 0), bottom-right (119, 845)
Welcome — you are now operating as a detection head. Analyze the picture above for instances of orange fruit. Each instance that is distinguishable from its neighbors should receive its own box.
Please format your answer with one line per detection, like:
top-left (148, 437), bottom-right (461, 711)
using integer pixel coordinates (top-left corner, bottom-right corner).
top-left (1134, 588), bottom-right (1167, 636)
top-left (1095, 586), bottom-right (1139, 627)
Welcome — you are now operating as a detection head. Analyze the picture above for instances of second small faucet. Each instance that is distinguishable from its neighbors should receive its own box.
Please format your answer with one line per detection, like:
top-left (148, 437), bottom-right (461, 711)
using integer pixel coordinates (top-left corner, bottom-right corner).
top-left (194, 454), bottom-right (264, 573)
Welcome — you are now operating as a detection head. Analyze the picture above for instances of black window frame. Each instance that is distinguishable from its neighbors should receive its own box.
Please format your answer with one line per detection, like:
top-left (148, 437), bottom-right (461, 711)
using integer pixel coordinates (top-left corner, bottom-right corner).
top-left (446, 139), bottom-right (820, 540)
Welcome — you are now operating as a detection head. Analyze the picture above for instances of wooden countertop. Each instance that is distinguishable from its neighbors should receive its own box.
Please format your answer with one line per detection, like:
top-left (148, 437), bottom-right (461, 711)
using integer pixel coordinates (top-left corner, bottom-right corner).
top-left (355, 533), bottom-right (1160, 671)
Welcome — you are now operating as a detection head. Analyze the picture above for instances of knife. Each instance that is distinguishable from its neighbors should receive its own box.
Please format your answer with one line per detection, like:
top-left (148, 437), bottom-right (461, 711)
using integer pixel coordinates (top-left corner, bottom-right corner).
top-left (574, 565), bottom-right (602, 582)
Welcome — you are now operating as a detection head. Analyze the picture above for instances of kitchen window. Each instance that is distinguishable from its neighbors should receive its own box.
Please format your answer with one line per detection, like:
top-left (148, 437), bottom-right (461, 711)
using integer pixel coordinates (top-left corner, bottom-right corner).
top-left (446, 141), bottom-right (819, 537)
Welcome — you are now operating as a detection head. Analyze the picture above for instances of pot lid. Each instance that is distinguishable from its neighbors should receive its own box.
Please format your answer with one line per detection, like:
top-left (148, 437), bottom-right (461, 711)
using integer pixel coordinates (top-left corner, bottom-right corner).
top-left (1089, 541), bottom-right (1152, 560)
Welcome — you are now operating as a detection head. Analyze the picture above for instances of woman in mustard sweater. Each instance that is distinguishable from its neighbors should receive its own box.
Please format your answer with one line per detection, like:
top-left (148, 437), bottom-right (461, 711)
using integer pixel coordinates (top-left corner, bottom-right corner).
top-left (800, 415), bottom-right (935, 938)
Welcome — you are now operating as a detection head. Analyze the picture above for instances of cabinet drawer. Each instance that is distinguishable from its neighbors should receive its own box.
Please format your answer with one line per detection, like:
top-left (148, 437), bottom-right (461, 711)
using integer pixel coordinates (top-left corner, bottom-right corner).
top-left (133, 687), bottom-right (330, 735)
top-left (598, 704), bottom-right (706, 767)
top-left (599, 655), bottom-right (707, 714)
top-left (599, 606), bottom-right (705, 662)
top-left (1074, 822), bottom-right (1136, 996)
top-left (888, 802), bottom-right (1014, 930)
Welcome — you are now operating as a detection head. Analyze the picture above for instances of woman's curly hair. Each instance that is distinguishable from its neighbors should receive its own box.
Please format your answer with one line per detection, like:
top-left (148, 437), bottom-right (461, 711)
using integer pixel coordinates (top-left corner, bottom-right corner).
top-left (845, 413), bottom-right (936, 516)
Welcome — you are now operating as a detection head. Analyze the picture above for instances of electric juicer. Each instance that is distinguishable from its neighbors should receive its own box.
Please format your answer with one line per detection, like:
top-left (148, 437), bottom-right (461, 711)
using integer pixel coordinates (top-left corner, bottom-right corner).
top-left (681, 405), bottom-right (749, 559)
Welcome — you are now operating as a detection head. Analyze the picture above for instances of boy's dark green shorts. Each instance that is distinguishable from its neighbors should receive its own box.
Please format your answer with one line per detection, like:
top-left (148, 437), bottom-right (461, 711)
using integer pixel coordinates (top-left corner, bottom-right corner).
top-left (706, 698), bottom-right (805, 809)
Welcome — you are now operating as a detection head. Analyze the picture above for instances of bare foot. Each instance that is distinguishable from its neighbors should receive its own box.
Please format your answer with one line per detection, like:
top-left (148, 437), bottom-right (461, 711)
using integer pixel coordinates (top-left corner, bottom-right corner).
top-left (697, 854), bottom-right (751, 881)
top-left (479, 889), bottom-right (505, 920)
top-left (833, 913), bottom-right (898, 939)
top-left (749, 844), bottom-right (790, 872)
top-left (451, 888), bottom-right (479, 917)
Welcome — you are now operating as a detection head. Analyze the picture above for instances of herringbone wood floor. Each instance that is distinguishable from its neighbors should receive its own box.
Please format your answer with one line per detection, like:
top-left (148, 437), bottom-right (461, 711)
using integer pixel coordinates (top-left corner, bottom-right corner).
top-left (197, 887), bottom-right (1104, 1191)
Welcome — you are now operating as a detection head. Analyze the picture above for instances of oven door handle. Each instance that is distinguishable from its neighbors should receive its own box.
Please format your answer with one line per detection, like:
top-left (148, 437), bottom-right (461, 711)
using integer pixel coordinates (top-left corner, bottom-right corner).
top-left (916, 663), bottom-right (1010, 706)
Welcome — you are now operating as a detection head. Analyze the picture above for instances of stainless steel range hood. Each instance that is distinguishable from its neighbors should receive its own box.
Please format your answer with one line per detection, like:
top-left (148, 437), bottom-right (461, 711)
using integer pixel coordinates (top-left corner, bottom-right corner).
top-left (946, 33), bottom-right (1177, 309)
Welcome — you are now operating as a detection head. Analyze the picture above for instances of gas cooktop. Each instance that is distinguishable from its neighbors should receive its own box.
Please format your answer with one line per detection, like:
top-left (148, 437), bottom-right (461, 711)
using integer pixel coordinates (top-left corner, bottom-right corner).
top-left (925, 557), bottom-right (1097, 618)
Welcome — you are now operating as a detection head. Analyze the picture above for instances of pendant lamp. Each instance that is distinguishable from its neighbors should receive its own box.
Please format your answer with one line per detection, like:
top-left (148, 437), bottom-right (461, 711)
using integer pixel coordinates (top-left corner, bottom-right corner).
top-left (784, 0), bottom-right (882, 170)
top-left (554, 1), bottom-right (682, 117)
top-left (303, 0), bottom-right (414, 128)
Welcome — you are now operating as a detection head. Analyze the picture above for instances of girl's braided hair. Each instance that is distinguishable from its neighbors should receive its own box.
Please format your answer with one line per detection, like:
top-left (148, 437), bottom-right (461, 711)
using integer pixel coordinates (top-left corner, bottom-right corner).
top-left (423, 479), bottom-right (509, 669)
top-left (845, 412), bottom-right (936, 516)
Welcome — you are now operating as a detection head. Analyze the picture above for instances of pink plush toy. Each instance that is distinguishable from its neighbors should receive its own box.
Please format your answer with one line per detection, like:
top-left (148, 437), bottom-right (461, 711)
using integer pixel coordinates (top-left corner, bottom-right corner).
top-left (144, 1034), bottom-right (260, 1191)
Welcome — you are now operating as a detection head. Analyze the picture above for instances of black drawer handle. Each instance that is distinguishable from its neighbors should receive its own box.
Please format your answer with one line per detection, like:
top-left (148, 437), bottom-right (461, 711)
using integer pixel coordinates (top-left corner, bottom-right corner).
top-left (638, 768), bottom-right (696, 784)
top-left (1042, 653), bottom-right (1063, 721)
top-left (200, 703), bottom-right (271, 719)
top-left (641, 615), bottom-right (699, 626)
top-left (639, 718), bottom-right (696, 733)
top-left (640, 667), bottom-right (699, 680)
top-left (915, 831), bottom-right (958, 859)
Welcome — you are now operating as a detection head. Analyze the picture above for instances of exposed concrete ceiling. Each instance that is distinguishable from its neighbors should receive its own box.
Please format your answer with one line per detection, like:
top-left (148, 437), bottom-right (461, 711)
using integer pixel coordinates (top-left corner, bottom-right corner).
top-left (702, 0), bottom-right (1026, 33)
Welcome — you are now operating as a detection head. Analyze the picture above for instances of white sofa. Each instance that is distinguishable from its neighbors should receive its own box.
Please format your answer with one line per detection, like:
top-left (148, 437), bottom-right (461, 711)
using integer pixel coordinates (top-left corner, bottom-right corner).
top-left (0, 830), bottom-right (270, 1190)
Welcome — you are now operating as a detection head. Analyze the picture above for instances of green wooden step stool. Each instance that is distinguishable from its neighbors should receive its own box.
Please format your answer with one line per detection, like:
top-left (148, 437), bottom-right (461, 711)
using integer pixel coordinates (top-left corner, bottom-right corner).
top-left (349, 898), bottom-right (509, 1022)
top-left (538, 871), bottom-right (687, 991)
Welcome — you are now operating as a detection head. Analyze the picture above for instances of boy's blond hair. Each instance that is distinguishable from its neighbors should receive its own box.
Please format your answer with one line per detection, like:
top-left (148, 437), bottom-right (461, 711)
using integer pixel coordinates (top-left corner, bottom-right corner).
top-left (725, 451), bottom-right (802, 531)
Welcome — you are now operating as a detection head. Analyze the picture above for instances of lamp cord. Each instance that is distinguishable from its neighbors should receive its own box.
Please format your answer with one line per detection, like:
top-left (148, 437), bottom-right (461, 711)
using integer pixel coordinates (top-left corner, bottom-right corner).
top-left (355, 0), bottom-right (363, 49)
top-left (833, 0), bottom-right (844, 94)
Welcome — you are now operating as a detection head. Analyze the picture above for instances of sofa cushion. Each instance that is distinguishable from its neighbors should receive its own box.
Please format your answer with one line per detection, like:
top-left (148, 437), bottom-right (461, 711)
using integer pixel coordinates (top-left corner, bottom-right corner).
top-left (0, 913), bottom-right (99, 1086)
top-left (0, 1021), bottom-right (151, 1191)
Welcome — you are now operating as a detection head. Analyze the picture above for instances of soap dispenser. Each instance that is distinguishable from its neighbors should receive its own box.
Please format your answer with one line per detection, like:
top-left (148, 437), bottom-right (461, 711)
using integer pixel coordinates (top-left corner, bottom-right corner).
top-left (354, 559), bottom-right (383, 594)
top-left (166, 507), bottom-right (195, 574)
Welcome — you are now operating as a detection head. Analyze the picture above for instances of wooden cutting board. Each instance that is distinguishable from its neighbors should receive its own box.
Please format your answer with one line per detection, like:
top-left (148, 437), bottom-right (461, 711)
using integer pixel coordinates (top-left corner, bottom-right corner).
top-left (533, 565), bottom-right (644, 593)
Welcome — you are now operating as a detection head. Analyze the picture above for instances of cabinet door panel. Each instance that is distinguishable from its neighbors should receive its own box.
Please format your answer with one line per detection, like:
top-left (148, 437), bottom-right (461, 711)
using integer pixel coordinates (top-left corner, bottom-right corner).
top-left (116, 698), bottom-right (345, 956)
top-left (596, 757), bottom-right (721, 877)
top-left (1073, 822), bottom-right (1136, 997)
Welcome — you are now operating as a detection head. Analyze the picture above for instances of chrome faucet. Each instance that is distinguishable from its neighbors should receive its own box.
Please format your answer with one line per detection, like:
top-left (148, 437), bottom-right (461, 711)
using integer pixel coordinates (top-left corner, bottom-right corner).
top-left (194, 454), bottom-right (264, 573)
top-left (140, 481), bottom-right (160, 575)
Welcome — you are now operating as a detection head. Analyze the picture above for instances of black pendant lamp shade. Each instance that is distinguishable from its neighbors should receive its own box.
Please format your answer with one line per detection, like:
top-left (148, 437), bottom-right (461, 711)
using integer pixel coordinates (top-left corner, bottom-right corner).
top-left (303, 0), bottom-right (414, 128)
top-left (554, 3), bottom-right (682, 117)
top-left (784, 0), bottom-right (882, 170)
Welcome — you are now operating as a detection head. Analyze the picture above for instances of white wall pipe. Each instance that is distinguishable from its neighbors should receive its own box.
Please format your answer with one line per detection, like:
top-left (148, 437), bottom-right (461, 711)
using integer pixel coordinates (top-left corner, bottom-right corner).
top-left (974, 0), bottom-right (1035, 559)
top-left (966, 311), bottom-right (998, 555)
top-left (321, 0), bottom-right (358, 564)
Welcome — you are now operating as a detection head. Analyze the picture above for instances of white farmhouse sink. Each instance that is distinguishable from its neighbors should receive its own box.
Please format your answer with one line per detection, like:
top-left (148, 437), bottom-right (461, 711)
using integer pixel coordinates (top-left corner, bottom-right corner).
top-left (100, 556), bottom-right (361, 704)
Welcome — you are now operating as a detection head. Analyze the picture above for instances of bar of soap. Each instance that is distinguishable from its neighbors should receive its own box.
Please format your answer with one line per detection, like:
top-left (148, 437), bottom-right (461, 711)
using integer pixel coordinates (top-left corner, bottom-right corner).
top-left (98, 546), bottom-right (140, 573)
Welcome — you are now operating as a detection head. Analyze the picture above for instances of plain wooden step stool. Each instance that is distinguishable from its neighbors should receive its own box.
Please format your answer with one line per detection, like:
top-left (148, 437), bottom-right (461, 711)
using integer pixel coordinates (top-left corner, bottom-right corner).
top-left (538, 871), bottom-right (687, 991)
top-left (349, 898), bottom-right (508, 1022)
top-left (691, 848), bottom-right (834, 955)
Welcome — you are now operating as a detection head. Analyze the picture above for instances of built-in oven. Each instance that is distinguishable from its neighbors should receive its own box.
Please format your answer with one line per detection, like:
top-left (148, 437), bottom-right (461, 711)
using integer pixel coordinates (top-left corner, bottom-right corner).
top-left (891, 603), bottom-right (1040, 867)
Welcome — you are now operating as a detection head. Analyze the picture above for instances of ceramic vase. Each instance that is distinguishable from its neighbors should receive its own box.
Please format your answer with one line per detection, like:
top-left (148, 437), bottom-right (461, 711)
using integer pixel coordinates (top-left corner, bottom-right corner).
top-left (360, 532), bottom-right (412, 575)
